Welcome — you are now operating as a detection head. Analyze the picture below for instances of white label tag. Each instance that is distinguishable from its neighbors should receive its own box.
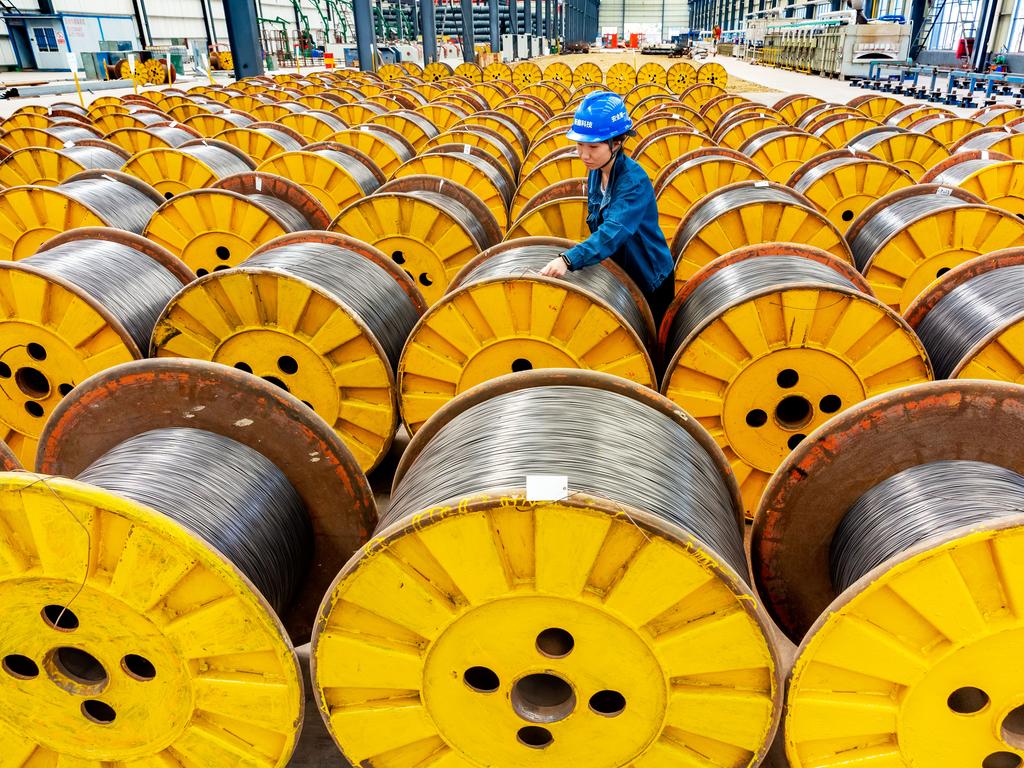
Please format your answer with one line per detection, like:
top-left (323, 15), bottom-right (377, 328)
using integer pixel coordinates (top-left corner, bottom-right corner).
top-left (754, 180), bottom-right (770, 188)
top-left (937, 186), bottom-right (952, 196)
top-left (63, 140), bottom-right (74, 149)
top-left (255, 175), bottom-right (262, 191)
top-left (981, 150), bottom-right (989, 160)
top-left (526, 475), bottom-right (568, 502)
top-left (127, 53), bottom-right (136, 72)
top-left (66, 52), bottom-right (77, 71)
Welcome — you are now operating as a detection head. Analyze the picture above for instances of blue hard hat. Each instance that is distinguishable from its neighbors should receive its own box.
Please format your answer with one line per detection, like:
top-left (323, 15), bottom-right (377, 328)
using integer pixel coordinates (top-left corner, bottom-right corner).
top-left (566, 91), bottom-right (633, 143)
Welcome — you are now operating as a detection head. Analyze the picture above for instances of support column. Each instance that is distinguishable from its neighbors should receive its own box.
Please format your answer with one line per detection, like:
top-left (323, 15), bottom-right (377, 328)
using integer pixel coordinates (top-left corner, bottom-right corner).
top-left (510, 0), bottom-right (519, 57)
top-left (221, 0), bottom-right (264, 77)
top-left (909, 0), bottom-right (925, 49)
top-left (461, 0), bottom-right (476, 59)
top-left (490, 0), bottom-right (501, 49)
top-left (420, 0), bottom-right (436, 62)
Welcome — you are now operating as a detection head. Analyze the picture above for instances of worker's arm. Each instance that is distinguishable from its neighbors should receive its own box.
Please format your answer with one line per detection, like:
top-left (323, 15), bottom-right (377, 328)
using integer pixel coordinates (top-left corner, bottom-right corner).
top-left (562, 173), bottom-right (646, 270)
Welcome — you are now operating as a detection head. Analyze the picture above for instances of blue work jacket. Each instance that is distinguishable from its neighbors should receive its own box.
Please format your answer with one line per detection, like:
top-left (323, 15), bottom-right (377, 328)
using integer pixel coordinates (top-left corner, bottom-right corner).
top-left (563, 152), bottom-right (674, 294)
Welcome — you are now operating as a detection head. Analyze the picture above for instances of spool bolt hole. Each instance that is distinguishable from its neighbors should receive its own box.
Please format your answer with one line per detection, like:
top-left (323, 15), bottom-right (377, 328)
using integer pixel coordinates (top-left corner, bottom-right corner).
top-left (196, 269), bottom-right (208, 277)
top-left (776, 395), bottom-right (812, 429)
top-left (163, 191), bottom-right (173, 200)
top-left (746, 409), bottom-right (767, 428)
top-left (819, 394), bottom-right (842, 414)
top-left (82, 699), bottom-right (116, 725)
top-left (42, 605), bottom-right (79, 631)
top-left (215, 246), bottom-right (231, 261)
top-left (53, 647), bottom-right (108, 686)
top-left (589, 689), bottom-right (626, 717)
top-left (947, 686), bottom-right (989, 715)
top-left (936, 267), bottom-right (951, 278)
top-left (776, 368), bottom-right (799, 388)
top-left (3, 654), bottom-right (39, 680)
top-left (16, 367), bottom-right (50, 399)
top-left (787, 433), bottom-right (807, 450)
top-left (122, 654), bottom-right (156, 682)
top-left (392, 250), bottom-right (406, 264)
top-left (262, 376), bottom-right (289, 392)
top-left (536, 628), bottom-right (574, 658)
top-left (419, 272), bottom-right (433, 287)
top-left (58, 383), bottom-right (73, 396)
top-left (841, 209), bottom-right (854, 222)
top-left (234, 362), bottom-right (253, 374)
top-left (24, 402), bottom-right (44, 418)
top-left (463, 665), bottom-right (500, 693)
top-left (27, 343), bottom-right (46, 361)
top-left (983, 753), bottom-right (1022, 768)
top-left (517, 725), bottom-right (553, 749)
top-left (512, 358), bottom-right (533, 373)
top-left (213, 265), bottom-right (228, 272)
top-left (277, 355), bottom-right (299, 374)
top-left (511, 673), bottom-right (576, 724)
top-left (0, 362), bottom-right (9, 379)
top-left (1001, 704), bottom-right (1024, 749)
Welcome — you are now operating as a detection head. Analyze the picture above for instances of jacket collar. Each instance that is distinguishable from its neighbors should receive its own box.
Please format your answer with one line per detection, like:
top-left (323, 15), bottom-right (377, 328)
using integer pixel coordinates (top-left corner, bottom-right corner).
top-left (591, 151), bottom-right (625, 211)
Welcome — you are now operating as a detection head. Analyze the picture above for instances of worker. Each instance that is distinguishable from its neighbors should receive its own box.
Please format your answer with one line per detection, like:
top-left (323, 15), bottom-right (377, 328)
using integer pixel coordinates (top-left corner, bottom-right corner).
top-left (539, 91), bottom-right (675, 326)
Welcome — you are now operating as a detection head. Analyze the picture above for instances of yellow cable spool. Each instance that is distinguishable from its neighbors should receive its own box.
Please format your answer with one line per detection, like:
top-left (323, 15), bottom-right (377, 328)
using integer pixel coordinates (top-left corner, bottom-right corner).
top-left (700, 97), bottom-right (750, 131)
top-left (213, 126), bottom-right (302, 164)
top-left (811, 114), bottom-right (882, 148)
top-left (326, 126), bottom-right (415, 178)
top-left (750, 380), bottom-right (1024, 768)
top-left (397, 240), bottom-right (656, 435)
top-left (478, 80), bottom-right (516, 102)
top-left (953, 127), bottom-right (1024, 156)
top-left (330, 101), bottom-right (386, 126)
top-left (632, 126), bottom-right (716, 182)
top-left (655, 148), bottom-right (768, 247)
top-left (629, 93), bottom-right (677, 121)
top-left (788, 148), bottom-right (915, 230)
top-left (0, 228), bottom-right (190, 464)
top-left (521, 128), bottom-right (572, 180)
top-left (276, 110), bottom-right (349, 142)
top-left (795, 104), bottom-right (863, 131)
top-left (89, 112), bottom-right (153, 136)
top-left (543, 60), bottom-right (573, 86)
top-left (715, 114), bottom-right (785, 150)
top-left (714, 102), bottom-right (784, 130)
top-left (502, 93), bottom-right (555, 122)
top-left (296, 95), bottom-right (341, 112)
top-left (680, 82), bottom-right (726, 111)
top-left (121, 141), bottom-right (256, 199)
top-left (12, 103), bottom-right (49, 115)
top-left (314, 366), bottom-right (781, 768)
top-left (86, 104), bottom-right (129, 122)
top-left (505, 194), bottom-right (588, 243)
top-left (414, 102), bottom-right (468, 132)
top-left (622, 83), bottom-right (667, 114)
top-left (426, 126), bottom-right (523, 181)
top-left (423, 62), bottom-right (454, 82)
top-left (401, 61), bottom-right (424, 76)
top-left (511, 151), bottom-right (586, 221)
top-left (1, 112), bottom-right (50, 130)
top-left (886, 103), bottom-right (955, 128)
top-left (256, 145), bottom-right (383, 219)
top-left (571, 61), bottom-right (603, 88)
top-left (454, 62), bottom-right (484, 82)
top-left (152, 232), bottom-right (425, 474)
top-left (366, 109), bottom-right (439, 151)
top-left (771, 93), bottom-right (825, 125)
top-left (0, 127), bottom-right (63, 150)
top-left (0, 170), bottom-right (162, 261)
top-left (520, 82), bottom-right (566, 111)
top-left (364, 92), bottom-right (407, 111)
top-left (165, 102), bottom-right (210, 122)
top-left (482, 61), bottom-right (513, 81)
top-left (512, 60), bottom-right (543, 88)
top-left (696, 61), bottom-right (727, 86)
top-left (0, 144), bottom-right (127, 188)
top-left (846, 93), bottom-right (903, 120)
top-left (848, 185), bottom-right (1024, 312)
top-left (661, 244), bottom-right (930, 518)
top-left (974, 105), bottom-right (1024, 126)
top-left (496, 102), bottom-right (548, 143)
top-left (634, 61), bottom-right (667, 86)
top-left (847, 126), bottom-right (951, 180)
top-left (634, 109), bottom-right (703, 138)
top-left (919, 150), bottom-right (1024, 218)
top-left (377, 63), bottom-right (404, 81)
top-left (143, 173), bottom-right (331, 275)
top-left (540, 78), bottom-right (572, 101)
top-left (604, 62), bottom-right (637, 95)
top-left (909, 115), bottom-right (985, 147)
top-left (392, 150), bottom-right (512, 232)
top-left (738, 126), bottom-right (831, 184)
top-left (330, 176), bottom-right (500, 305)
top-left (665, 61), bottom-right (697, 93)
top-left (904, 248), bottom-right (1024, 383)
top-left (249, 102), bottom-right (293, 121)
top-left (180, 112), bottom-right (253, 137)
top-left (672, 181), bottom-right (853, 289)
top-left (537, 111), bottom-right (575, 136)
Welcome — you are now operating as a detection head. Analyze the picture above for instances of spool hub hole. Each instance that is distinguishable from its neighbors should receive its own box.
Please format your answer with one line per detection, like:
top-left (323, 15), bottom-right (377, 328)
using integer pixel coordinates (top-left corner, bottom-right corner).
top-left (512, 358), bottom-right (533, 373)
top-left (3, 654), bottom-right (39, 679)
top-left (511, 673), bottom-right (576, 723)
top-left (42, 604), bottom-right (79, 631)
top-left (262, 376), bottom-right (290, 392)
top-left (463, 666), bottom-right (500, 693)
top-left (27, 343), bottom-right (46, 361)
top-left (277, 355), bottom-right (298, 374)
top-left (776, 368), bottom-right (799, 388)
top-left (16, 367), bottom-right (50, 398)
top-left (122, 654), bottom-right (156, 682)
top-left (1001, 704), bottom-right (1024, 749)
top-left (536, 628), bottom-right (574, 658)
top-left (936, 267), bottom-right (951, 278)
top-left (53, 647), bottom-right (107, 686)
top-left (234, 362), bottom-right (253, 374)
top-left (517, 725), bottom-right (553, 749)
top-left (841, 209), bottom-right (854, 222)
top-left (983, 753), bottom-right (1022, 768)
top-left (746, 409), bottom-right (767, 427)
top-left (819, 394), bottom-right (842, 414)
top-left (0, 362), bottom-right (9, 378)
top-left (392, 250), bottom-right (406, 264)
top-left (947, 686), bottom-right (990, 715)
top-left (787, 433), bottom-right (807, 450)
top-left (215, 246), bottom-right (231, 261)
top-left (776, 395), bottom-right (812, 429)
top-left (589, 689), bottom-right (626, 717)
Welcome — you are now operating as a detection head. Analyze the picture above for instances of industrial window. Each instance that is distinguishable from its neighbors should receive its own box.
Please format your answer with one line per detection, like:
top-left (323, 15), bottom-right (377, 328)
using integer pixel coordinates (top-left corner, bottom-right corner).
top-left (927, 0), bottom-right (978, 50)
top-left (874, 0), bottom-right (905, 17)
top-left (33, 27), bottom-right (59, 52)
top-left (1008, 0), bottom-right (1024, 51)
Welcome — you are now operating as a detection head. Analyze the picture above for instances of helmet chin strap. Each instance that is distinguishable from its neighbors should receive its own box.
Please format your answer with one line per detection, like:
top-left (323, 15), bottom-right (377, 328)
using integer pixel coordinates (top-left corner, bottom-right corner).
top-left (598, 140), bottom-right (621, 173)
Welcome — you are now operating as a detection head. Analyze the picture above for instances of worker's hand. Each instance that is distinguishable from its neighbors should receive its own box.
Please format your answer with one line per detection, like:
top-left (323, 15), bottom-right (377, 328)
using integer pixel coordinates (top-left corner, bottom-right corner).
top-left (539, 257), bottom-right (568, 278)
